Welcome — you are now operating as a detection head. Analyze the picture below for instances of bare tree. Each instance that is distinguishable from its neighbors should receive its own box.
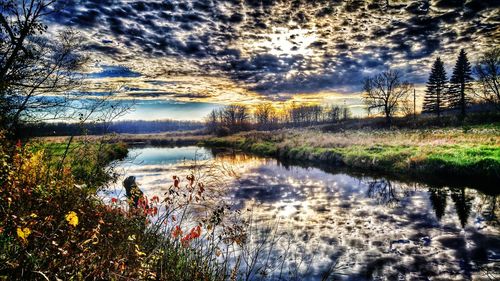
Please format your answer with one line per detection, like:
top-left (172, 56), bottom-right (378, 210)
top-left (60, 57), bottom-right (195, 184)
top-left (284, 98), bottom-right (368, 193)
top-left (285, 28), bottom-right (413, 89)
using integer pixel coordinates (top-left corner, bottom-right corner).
top-left (205, 109), bottom-right (220, 134)
top-left (325, 105), bottom-right (341, 123)
top-left (363, 70), bottom-right (413, 126)
top-left (205, 104), bottom-right (251, 135)
top-left (475, 47), bottom-right (500, 109)
top-left (235, 104), bottom-right (250, 127)
top-left (325, 104), bottom-right (351, 123)
top-left (0, 0), bottom-right (87, 135)
top-left (254, 103), bottom-right (277, 130)
top-left (222, 104), bottom-right (249, 130)
top-left (367, 179), bottom-right (399, 206)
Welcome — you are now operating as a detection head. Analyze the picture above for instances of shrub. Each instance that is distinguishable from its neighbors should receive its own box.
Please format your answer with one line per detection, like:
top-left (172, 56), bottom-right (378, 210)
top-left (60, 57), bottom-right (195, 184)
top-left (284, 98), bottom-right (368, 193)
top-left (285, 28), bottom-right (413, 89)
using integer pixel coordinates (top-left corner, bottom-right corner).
top-left (0, 141), bottom-right (149, 279)
top-left (0, 138), bottom-right (234, 280)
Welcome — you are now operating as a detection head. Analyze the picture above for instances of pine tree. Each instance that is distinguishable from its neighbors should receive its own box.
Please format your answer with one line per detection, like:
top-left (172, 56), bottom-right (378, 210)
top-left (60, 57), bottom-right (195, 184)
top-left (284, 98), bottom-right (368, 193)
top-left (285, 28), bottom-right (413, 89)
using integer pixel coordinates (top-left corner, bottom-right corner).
top-left (429, 187), bottom-right (448, 221)
top-left (450, 187), bottom-right (472, 228)
top-left (423, 57), bottom-right (447, 118)
top-left (447, 49), bottom-right (473, 119)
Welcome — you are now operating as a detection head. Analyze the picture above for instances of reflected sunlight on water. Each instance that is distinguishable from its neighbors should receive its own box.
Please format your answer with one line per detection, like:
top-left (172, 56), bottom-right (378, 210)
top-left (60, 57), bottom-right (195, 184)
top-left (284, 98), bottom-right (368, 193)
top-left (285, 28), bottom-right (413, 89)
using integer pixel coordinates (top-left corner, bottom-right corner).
top-left (106, 146), bottom-right (500, 280)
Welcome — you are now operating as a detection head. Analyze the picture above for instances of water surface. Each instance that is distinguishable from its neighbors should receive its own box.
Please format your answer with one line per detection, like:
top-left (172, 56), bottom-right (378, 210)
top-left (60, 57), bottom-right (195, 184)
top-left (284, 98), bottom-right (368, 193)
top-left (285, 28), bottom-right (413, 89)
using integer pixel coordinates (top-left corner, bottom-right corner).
top-left (108, 146), bottom-right (500, 280)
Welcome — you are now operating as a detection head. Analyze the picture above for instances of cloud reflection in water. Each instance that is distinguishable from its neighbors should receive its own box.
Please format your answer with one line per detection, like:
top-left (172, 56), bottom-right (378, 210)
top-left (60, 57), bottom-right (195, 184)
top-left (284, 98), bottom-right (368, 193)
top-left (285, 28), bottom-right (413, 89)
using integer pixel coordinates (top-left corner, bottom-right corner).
top-left (107, 146), bottom-right (499, 280)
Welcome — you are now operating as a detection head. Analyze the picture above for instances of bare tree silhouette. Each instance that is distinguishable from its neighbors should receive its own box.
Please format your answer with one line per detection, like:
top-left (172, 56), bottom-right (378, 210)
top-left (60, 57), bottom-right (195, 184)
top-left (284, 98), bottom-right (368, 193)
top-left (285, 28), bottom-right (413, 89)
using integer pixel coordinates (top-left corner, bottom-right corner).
top-left (0, 0), bottom-right (87, 136)
top-left (363, 70), bottom-right (413, 127)
top-left (367, 179), bottom-right (399, 206)
top-left (475, 47), bottom-right (500, 110)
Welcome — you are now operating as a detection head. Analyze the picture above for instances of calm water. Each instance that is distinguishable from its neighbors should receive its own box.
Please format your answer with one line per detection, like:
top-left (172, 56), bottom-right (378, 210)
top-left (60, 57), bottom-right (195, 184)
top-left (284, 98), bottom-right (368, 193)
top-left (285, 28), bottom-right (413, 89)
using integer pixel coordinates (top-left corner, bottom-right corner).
top-left (107, 146), bottom-right (500, 280)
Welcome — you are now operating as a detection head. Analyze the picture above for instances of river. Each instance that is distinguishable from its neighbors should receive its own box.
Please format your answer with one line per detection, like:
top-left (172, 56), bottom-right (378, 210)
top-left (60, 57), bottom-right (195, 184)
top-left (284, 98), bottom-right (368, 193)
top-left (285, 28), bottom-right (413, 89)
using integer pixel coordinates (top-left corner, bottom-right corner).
top-left (105, 146), bottom-right (499, 280)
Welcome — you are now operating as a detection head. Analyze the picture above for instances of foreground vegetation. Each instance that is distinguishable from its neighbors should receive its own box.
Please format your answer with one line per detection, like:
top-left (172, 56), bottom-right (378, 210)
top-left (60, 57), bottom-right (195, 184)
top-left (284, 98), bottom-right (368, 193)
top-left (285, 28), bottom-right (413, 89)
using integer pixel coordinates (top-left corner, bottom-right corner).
top-left (0, 136), bottom-right (242, 280)
top-left (203, 122), bottom-right (500, 189)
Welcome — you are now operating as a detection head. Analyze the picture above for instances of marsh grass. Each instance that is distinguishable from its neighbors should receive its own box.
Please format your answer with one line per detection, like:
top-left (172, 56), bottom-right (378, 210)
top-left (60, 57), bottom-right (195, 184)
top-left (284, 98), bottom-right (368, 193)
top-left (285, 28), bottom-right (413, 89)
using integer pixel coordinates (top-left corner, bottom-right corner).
top-left (203, 125), bottom-right (500, 186)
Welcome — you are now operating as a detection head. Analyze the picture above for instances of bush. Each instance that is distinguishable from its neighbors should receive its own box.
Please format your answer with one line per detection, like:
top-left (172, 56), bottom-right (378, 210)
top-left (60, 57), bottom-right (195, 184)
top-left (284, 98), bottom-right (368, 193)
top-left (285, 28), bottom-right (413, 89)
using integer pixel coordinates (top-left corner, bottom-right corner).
top-left (0, 138), bottom-right (234, 280)
top-left (0, 141), bottom-right (149, 279)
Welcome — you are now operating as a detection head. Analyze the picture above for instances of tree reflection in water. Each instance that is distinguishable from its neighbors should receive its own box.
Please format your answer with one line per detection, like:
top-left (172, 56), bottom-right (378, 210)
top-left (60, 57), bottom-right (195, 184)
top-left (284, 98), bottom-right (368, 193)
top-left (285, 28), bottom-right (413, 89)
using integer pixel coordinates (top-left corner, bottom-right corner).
top-left (451, 187), bottom-right (474, 228)
top-left (429, 187), bottom-right (448, 221)
top-left (367, 179), bottom-right (399, 206)
top-left (479, 194), bottom-right (499, 223)
top-left (365, 178), bottom-right (415, 206)
top-left (366, 178), bottom-right (498, 228)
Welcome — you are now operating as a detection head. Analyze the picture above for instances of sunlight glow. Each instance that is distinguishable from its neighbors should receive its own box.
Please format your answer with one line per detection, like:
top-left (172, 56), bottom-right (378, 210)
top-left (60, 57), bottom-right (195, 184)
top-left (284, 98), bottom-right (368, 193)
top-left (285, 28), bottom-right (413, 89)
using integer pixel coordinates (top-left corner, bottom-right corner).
top-left (245, 25), bottom-right (319, 58)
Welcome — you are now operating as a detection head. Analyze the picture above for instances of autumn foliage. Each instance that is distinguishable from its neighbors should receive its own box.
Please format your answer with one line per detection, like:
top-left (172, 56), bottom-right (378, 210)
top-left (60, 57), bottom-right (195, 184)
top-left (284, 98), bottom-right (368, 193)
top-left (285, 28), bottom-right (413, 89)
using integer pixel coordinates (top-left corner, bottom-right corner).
top-left (0, 139), bottom-right (150, 279)
top-left (0, 134), bottom-right (246, 280)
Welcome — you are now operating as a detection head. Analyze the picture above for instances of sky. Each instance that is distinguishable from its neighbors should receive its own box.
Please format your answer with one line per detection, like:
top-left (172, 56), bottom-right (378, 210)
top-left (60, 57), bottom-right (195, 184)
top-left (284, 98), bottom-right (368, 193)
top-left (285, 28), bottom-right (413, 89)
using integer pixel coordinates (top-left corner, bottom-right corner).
top-left (44, 0), bottom-right (500, 120)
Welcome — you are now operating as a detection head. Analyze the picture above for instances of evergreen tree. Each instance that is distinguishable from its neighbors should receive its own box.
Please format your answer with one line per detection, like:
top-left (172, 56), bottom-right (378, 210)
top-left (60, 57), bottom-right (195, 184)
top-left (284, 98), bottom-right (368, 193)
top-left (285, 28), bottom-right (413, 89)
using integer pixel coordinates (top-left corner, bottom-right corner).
top-left (423, 57), bottom-right (447, 118)
top-left (447, 49), bottom-right (473, 119)
top-left (429, 187), bottom-right (448, 221)
top-left (450, 187), bottom-right (473, 228)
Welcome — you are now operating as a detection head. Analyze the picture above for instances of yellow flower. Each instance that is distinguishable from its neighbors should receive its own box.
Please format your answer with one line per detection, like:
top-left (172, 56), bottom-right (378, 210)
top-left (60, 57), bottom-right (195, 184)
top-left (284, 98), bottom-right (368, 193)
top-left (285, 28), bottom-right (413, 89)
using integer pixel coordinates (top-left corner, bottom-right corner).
top-left (17, 227), bottom-right (31, 243)
top-left (65, 211), bottom-right (79, 227)
top-left (30, 213), bottom-right (38, 218)
top-left (135, 244), bottom-right (146, 256)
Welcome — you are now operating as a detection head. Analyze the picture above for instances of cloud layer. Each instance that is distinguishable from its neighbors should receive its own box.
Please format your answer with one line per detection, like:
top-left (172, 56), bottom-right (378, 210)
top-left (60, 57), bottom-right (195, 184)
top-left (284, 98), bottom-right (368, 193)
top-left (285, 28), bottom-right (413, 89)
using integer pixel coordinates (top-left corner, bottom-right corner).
top-left (46, 0), bottom-right (500, 98)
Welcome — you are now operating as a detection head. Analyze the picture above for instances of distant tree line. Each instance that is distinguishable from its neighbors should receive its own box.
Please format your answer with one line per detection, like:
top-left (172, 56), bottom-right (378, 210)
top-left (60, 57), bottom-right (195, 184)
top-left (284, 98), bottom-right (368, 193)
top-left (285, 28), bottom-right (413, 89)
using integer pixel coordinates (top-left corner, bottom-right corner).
top-left (21, 120), bottom-right (204, 137)
top-left (206, 103), bottom-right (351, 136)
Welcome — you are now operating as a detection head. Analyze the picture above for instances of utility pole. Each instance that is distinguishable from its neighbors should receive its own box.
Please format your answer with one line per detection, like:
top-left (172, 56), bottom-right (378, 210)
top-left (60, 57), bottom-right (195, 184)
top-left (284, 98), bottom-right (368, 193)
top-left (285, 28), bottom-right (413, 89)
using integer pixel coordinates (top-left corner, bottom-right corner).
top-left (413, 88), bottom-right (416, 121)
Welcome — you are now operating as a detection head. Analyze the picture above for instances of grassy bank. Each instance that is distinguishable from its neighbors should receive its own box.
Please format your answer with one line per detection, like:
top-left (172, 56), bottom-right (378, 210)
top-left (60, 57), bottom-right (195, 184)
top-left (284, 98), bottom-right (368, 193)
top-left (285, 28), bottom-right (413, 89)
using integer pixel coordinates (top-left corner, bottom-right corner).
top-left (202, 125), bottom-right (500, 189)
top-left (39, 131), bottom-right (208, 147)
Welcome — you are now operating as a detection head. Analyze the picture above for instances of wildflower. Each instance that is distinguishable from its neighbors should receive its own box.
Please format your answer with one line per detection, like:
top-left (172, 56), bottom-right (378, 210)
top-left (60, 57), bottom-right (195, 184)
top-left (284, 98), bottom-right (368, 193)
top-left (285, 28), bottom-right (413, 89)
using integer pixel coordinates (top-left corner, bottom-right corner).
top-left (172, 225), bottom-right (183, 238)
top-left (65, 211), bottom-right (79, 227)
top-left (189, 226), bottom-right (201, 240)
top-left (138, 196), bottom-right (149, 210)
top-left (30, 213), bottom-right (38, 218)
top-left (181, 236), bottom-right (189, 246)
top-left (17, 227), bottom-right (31, 243)
top-left (128, 235), bottom-right (136, 241)
top-left (187, 175), bottom-right (195, 187)
top-left (181, 225), bottom-right (202, 246)
top-left (151, 195), bottom-right (159, 203)
top-left (198, 182), bottom-right (205, 195)
top-left (135, 244), bottom-right (146, 256)
top-left (147, 207), bottom-right (158, 216)
top-left (111, 198), bottom-right (118, 204)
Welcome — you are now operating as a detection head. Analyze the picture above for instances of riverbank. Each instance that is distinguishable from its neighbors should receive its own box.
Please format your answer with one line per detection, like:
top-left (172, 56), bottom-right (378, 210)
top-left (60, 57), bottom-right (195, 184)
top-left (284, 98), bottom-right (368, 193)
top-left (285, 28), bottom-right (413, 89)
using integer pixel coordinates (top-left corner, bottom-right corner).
top-left (37, 123), bottom-right (500, 190)
top-left (202, 125), bottom-right (500, 191)
top-left (39, 131), bottom-right (207, 146)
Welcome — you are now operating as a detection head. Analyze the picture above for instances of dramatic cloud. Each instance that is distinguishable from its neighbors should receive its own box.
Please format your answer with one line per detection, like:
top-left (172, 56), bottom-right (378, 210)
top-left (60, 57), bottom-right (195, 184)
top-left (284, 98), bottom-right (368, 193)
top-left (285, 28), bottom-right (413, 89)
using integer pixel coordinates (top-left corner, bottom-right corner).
top-left (44, 0), bottom-right (499, 101)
